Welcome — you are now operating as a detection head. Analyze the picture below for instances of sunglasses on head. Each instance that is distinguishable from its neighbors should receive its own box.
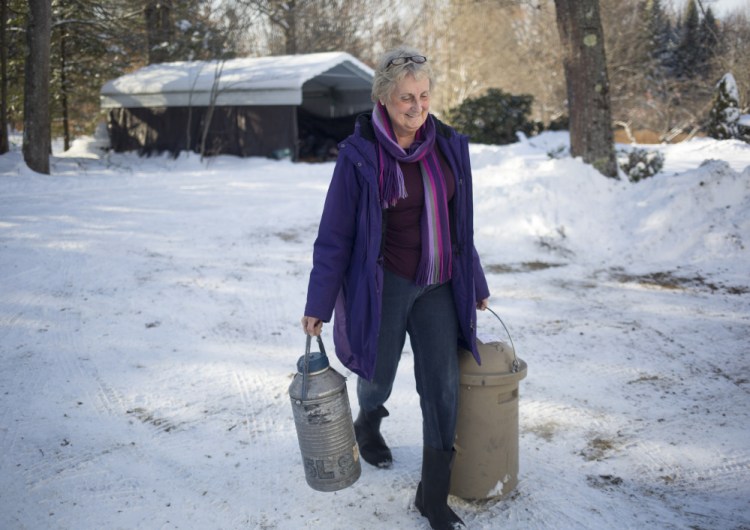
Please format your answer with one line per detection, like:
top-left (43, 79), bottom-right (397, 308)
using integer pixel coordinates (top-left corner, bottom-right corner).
top-left (386, 55), bottom-right (428, 68)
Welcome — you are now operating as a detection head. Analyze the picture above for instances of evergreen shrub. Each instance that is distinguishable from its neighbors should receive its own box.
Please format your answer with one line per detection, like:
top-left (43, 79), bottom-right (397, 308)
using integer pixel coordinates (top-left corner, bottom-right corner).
top-left (707, 73), bottom-right (742, 140)
top-left (617, 148), bottom-right (665, 182)
top-left (446, 88), bottom-right (537, 145)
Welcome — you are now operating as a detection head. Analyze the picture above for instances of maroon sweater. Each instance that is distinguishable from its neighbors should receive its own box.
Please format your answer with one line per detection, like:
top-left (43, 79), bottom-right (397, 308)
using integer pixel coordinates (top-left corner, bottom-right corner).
top-left (383, 148), bottom-right (456, 281)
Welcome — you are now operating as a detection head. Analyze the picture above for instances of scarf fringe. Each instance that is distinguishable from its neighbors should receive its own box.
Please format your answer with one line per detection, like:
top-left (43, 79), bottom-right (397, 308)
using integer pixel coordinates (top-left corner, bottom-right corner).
top-left (371, 104), bottom-right (452, 285)
top-left (378, 144), bottom-right (407, 208)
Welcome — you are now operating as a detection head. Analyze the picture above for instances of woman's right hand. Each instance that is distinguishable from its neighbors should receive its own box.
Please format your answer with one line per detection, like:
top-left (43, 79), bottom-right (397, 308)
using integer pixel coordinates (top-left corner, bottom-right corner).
top-left (301, 316), bottom-right (323, 336)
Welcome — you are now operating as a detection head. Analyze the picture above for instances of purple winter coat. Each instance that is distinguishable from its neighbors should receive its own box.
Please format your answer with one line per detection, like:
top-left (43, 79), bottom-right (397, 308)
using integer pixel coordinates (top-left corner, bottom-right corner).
top-left (304, 113), bottom-right (490, 381)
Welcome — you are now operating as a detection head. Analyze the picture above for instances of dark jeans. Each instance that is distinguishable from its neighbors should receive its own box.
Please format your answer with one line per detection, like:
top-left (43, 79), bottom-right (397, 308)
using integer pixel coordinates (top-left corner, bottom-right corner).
top-left (357, 269), bottom-right (459, 451)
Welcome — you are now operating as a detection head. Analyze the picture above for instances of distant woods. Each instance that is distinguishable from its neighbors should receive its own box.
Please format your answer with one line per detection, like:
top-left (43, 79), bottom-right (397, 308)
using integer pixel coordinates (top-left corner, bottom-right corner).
top-left (2, 0), bottom-right (748, 163)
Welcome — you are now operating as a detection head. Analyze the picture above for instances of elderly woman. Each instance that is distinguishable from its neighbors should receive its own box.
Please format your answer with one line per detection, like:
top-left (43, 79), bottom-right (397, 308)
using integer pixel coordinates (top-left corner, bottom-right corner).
top-left (301, 46), bottom-right (489, 530)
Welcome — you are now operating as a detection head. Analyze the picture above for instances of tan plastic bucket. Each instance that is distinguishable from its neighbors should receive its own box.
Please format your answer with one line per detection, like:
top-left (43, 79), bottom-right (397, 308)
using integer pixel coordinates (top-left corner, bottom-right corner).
top-left (450, 334), bottom-right (527, 500)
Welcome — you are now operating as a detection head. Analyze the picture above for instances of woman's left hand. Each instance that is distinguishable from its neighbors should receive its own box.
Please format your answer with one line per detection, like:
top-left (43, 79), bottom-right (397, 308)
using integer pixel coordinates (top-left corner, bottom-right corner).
top-left (477, 298), bottom-right (489, 311)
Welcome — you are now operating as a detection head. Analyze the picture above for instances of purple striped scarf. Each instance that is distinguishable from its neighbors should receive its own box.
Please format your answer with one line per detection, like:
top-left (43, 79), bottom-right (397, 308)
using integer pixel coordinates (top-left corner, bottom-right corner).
top-left (372, 103), bottom-right (452, 286)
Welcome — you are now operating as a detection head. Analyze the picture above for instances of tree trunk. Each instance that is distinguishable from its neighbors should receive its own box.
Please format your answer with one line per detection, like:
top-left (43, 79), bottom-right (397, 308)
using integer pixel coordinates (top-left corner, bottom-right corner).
top-left (145, 0), bottom-right (173, 64)
top-left (23, 0), bottom-right (52, 174)
top-left (60, 29), bottom-right (70, 152)
top-left (554, 0), bottom-right (617, 178)
top-left (200, 60), bottom-right (225, 160)
top-left (285, 0), bottom-right (297, 55)
top-left (0, 0), bottom-right (10, 154)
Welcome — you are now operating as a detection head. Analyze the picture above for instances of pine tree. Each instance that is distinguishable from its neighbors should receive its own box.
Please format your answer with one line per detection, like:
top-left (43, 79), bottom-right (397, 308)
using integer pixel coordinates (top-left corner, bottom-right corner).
top-left (1, 0), bottom-right (28, 148)
top-left (46, 0), bottom-right (240, 149)
top-left (0, 0), bottom-right (8, 154)
top-left (167, 2), bottom-right (236, 61)
top-left (697, 7), bottom-right (721, 77)
top-left (637, 0), bottom-right (672, 94)
top-left (144, 0), bottom-right (173, 64)
top-left (676, 0), bottom-right (701, 78)
top-left (643, 0), bottom-right (672, 72)
top-left (50, 0), bottom-right (123, 150)
top-left (707, 72), bottom-right (741, 140)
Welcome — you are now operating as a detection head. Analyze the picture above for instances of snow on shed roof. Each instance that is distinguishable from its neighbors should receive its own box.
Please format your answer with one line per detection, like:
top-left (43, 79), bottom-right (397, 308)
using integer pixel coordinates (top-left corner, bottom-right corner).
top-left (100, 52), bottom-right (374, 109)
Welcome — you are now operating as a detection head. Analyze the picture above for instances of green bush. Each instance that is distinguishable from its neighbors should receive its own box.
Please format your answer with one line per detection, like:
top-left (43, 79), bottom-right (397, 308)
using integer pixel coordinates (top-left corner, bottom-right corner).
top-left (617, 148), bottom-right (665, 182)
top-left (446, 88), bottom-right (537, 145)
top-left (546, 113), bottom-right (569, 132)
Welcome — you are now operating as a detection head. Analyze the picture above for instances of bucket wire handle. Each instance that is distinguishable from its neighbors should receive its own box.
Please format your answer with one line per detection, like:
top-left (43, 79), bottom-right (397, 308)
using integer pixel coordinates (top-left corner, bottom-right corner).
top-left (302, 335), bottom-right (327, 400)
top-left (485, 306), bottom-right (520, 373)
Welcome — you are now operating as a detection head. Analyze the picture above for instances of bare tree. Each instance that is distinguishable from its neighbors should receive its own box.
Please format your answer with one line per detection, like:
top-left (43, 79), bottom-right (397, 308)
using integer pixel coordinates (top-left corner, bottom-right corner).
top-left (200, 59), bottom-right (225, 160)
top-left (554, 0), bottom-right (617, 177)
top-left (722, 11), bottom-right (750, 111)
top-left (508, 3), bottom-right (567, 125)
top-left (237, 0), bottom-right (406, 62)
top-left (185, 63), bottom-right (203, 155)
top-left (413, 1), bottom-right (565, 123)
top-left (239, 0), bottom-right (298, 54)
top-left (23, 0), bottom-right (51, 174)
top-left (422, 0), bottom-right (508, 113)
top-left (599, 1), bottom-right (649, 130)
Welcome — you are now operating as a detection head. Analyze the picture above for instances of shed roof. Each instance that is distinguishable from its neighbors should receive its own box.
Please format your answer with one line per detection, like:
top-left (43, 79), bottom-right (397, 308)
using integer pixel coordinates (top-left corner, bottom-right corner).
top-left (100, 52), bottom-right (374, 109)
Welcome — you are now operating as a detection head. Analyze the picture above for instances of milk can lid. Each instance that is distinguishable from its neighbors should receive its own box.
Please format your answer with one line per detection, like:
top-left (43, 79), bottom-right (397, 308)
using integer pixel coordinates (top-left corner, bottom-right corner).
top-left (297, 350), bottom-right (330, 374)
top-left (477, 339), bottom-right (516, 373)
top-left (458, 340), bottom-right (527, 386)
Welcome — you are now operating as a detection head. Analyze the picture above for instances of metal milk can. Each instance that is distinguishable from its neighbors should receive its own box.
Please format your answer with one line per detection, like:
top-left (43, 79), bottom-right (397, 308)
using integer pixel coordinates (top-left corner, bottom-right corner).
top-left (289, 335), bottom-right (361, 492)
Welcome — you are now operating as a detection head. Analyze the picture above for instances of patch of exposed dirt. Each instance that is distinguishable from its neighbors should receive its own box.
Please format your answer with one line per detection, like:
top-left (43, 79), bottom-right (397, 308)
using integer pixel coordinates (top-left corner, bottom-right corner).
top-left (587, 474), bottom-right (624, 490)
top-left (274, 230), bottom-right (300, 243)
top-left (605, 268), bottom-right (748, 295)
top-left (486, 261), bottom-right (567, 274)
top-left (580, 435), bottom-right (620, 462)
top-left (126, 407), bottom-right (180, 433)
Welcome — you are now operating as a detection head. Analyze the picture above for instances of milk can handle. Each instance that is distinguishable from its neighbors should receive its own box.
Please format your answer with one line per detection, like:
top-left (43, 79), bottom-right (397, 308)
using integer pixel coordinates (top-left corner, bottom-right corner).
top-left (302, 334), bottom-right (327, 400)
top-left (485, 307), bottom-right (520, 373)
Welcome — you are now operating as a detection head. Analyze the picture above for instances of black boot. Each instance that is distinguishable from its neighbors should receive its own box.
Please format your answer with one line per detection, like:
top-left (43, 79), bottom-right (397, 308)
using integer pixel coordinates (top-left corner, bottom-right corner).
top-left (414, 446), bottom-right (465, 530)
top-left (354, 405), bottom-right (393, 468)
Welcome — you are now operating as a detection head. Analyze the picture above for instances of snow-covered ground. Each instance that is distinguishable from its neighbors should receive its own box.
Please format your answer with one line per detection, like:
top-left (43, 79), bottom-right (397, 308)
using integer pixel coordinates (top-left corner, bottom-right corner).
top-left (1, 132), bottom-right (748, 529)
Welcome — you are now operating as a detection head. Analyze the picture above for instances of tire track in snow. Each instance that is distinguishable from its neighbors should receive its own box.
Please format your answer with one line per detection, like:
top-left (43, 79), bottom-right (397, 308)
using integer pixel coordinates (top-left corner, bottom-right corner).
top-left (81, 361), bottom-right (130, 417)
top-left (0, 304), bottom-right (27, 343)
top-left (619, 434), bottom-right (750, 529)
top-left (634, 440), bottom-right (750, 494)
top-left (0, 238), bottom-right (182, 523)
top-left (225, 365), bottom-right (302, 525)
top-left (8, 311), bottom-right (146, 521)
top-left (0, 246), bottom-right (90, 474)
top-left (22, 443), bottom-right (129, 491)
top-left (233, 370), bottom-right (260, 441)
top-left (0, 345), bottom-right (49, 492)
top-left (231, 366), bottom-right (293, 445)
